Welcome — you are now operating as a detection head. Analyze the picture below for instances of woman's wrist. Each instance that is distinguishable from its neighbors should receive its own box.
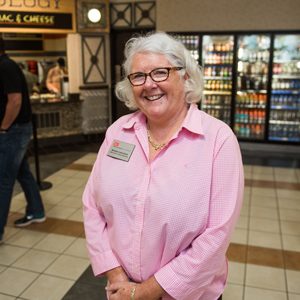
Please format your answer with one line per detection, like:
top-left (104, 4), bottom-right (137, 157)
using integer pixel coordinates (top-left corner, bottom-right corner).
top-left (133, 284), bottom-right (154, 300)
top-left (105, 266), bottom-right (128, 283)
top-left (137, 277), bottom-right (165, 300)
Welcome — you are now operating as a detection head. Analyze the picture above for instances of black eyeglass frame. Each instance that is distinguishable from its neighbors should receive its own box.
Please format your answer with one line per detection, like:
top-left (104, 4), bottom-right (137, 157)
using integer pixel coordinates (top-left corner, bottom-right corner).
top-left (127, 67), bottom-right (183, 86)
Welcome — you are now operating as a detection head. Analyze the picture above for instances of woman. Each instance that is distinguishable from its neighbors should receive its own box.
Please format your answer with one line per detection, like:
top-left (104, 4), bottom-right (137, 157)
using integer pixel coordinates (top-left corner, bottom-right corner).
top-left (83, 32), bottom-right (244, 300)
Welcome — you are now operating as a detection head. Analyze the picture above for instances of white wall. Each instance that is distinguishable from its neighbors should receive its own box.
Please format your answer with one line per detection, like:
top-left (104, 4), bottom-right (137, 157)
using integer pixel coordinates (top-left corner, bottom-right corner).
top-left (157, 0), bottom-right (300, 32)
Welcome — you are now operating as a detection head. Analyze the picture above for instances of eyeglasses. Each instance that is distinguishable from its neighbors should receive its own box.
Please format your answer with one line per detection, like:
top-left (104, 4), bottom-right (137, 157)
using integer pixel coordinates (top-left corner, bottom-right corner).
top-left (127, 67), bottom-right (183, 86)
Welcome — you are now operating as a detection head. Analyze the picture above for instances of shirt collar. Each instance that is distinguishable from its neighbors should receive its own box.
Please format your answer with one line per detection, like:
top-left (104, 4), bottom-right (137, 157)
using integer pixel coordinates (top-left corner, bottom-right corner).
top-left (122, 111), bottom-right (146, 130)
top-left (182, 104), bottom-right (204, 135)
top-left (122, 104), bottom-right (204, 136)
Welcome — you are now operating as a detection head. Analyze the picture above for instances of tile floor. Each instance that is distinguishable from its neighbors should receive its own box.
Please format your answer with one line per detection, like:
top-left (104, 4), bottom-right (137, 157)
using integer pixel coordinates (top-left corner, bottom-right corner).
top-left (0, 147), bottom-right (300, 300)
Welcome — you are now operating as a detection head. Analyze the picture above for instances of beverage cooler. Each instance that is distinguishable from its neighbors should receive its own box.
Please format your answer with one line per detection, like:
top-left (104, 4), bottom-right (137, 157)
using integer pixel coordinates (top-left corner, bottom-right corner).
top-left (177, 34), bottom-right (234, 125)
top-left (234, 34), bottom-right (270, 140)
top-left (269, 34), bottom-right (300, 142)
top-left (176, 35), bottom-right (200, 62)
top-left (175, 32), bottom-right (300, 144)
top-left (202, 35), bottom-right (234, 125)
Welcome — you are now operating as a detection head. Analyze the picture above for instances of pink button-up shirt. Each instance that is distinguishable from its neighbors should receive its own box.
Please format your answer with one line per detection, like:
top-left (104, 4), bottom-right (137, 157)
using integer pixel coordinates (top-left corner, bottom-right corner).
top-left (83, 104), bottom-right (244, 300)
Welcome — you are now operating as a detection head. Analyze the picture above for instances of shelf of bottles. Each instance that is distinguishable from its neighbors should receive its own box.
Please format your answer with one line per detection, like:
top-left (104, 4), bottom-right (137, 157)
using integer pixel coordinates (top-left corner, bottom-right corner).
top-left (269, 34), bottom-right (300, 142)
top-left (176, 34), bottom-right (200, 62)
top-left (234, 35), bottom-right (270, 139)
top-left (202, 35), bottom-right (234, 124)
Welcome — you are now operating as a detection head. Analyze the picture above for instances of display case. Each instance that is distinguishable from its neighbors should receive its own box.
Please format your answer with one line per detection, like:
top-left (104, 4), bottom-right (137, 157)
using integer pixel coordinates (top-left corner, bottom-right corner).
top-left (201, 35), bottom-right (234, 125)
top-left (268, 34), bottom-right (300, 142)
top-left (172, 31), bottom-right (300, 144)
top-left (234, 34), bottom-right (270, 140)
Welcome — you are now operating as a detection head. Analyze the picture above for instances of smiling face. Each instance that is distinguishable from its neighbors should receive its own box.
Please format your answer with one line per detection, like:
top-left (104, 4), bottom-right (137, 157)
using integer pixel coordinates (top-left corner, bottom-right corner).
top-left (130, 52), bottom-right (188, 126)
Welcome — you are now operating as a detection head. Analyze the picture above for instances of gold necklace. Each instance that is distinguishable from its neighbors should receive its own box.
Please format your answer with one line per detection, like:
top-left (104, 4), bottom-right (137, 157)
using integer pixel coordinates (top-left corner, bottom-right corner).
top-left (147, 129), bottom-right (166, 151)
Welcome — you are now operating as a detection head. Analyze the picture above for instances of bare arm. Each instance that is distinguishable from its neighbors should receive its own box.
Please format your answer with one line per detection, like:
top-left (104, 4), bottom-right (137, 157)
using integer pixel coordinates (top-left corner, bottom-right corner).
top-left (136, 276), bottom-right (166, 300)
top-left (105, 266), bottom-right (129, 283)
top-left (46, 68), bottom-right (60, 93)
top-left (0, 93), bottom-right (22, 130)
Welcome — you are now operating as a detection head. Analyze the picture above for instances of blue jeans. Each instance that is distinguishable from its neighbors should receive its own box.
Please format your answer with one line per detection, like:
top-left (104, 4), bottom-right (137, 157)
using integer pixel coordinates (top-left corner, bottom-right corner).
top-left (0, 122), bottom-right (44, 236)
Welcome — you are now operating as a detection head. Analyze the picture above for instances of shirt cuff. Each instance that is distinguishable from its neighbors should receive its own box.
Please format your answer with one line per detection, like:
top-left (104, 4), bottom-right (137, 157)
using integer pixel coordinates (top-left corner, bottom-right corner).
top-left (89, 249), bottom-right (121, 277)
top-left (155, 265), bottom-right (192, 300)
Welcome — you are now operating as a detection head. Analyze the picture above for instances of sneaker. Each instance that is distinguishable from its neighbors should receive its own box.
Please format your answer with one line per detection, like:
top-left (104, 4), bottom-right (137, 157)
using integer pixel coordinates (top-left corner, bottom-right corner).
top-left (14, 214), bottom-right (46, 228)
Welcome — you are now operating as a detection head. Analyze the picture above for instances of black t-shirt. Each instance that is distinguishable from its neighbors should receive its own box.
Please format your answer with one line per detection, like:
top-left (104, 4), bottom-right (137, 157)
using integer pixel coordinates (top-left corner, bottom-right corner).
top-left (0, 54), bottom-right (32, 124)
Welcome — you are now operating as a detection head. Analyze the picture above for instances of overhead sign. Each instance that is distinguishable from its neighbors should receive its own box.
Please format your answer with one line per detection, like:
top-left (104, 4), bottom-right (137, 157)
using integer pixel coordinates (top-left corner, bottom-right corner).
top-left (0, 0), bottom-right (76, 33)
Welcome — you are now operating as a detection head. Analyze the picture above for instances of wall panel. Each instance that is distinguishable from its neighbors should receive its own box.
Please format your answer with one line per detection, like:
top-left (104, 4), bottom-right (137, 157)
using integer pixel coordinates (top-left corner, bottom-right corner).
top-left (157, 0), bottom-right (300, 32)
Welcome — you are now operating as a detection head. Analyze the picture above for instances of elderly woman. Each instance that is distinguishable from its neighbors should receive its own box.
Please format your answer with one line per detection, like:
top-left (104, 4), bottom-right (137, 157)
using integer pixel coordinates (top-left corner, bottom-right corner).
top-left (83, 32), bottom-right (244, 300)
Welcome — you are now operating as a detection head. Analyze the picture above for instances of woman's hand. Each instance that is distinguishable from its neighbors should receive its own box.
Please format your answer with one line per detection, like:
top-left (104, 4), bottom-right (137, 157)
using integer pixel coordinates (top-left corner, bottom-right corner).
top-left (105, 267), bottom-right (129, 298)
top-left (107, 282), bottom-right (137, 300)
top-left (105, 270), bottom-right (165, 300)
top-left (107, 279), bottom-right (164, 300)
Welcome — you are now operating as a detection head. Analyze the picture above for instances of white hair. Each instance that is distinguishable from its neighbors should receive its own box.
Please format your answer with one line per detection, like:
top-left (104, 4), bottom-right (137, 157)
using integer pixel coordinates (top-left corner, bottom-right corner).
top-left (115, 31), bottom-right (204, 110)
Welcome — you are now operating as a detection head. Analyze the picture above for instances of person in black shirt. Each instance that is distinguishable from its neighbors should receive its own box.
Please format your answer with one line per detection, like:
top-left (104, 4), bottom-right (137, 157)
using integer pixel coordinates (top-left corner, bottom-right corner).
top-left (0, 38), bottom-right (46, 244)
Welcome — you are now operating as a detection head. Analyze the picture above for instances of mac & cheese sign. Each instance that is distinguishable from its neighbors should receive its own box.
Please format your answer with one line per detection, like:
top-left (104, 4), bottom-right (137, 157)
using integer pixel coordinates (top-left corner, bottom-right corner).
top-left (0, 0), bottom-right (76, 33)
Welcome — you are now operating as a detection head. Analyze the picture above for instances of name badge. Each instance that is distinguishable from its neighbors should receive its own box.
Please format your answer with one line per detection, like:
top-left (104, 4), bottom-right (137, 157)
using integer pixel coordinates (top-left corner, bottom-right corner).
top-left (107, 140), bottom-right (135, 162)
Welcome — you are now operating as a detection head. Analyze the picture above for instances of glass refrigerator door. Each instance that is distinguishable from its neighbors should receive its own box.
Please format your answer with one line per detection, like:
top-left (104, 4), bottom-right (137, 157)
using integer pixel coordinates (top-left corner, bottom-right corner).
top-left (234, 34), bottom-right (270, 140)
top-left (202, 35), bottom-right (234, 124)
top-left (176, 34), bottom-right (200, 63)
top-left (269, 34), bottom-right (300, 142)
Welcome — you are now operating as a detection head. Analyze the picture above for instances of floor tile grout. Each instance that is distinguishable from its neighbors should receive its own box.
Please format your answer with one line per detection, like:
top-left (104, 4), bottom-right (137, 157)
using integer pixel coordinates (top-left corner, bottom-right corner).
top-left (1, 151), bottom-right (300, 300)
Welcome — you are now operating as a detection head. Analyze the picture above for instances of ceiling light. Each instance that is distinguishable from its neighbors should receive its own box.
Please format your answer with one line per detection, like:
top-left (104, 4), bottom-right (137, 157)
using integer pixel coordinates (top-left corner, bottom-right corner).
top-left (87, 8), bottom-right (101, 23)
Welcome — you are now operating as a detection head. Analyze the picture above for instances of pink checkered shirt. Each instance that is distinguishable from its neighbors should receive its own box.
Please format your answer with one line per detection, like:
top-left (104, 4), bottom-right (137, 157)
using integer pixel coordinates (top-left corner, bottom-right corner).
top-left (83, 104), bottom-right (244, 300)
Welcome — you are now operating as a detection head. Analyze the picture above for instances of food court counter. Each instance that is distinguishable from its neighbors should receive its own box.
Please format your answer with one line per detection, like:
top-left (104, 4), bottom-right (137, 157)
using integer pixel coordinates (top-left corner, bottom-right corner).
top-left (30, 93), bottom-right (83, 139)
